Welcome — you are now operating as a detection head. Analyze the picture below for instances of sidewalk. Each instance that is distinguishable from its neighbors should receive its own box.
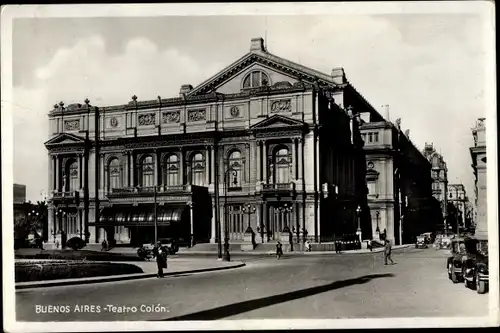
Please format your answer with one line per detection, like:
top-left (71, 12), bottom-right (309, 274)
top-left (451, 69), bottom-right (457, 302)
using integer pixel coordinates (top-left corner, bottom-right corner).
top-left (178, 244), bottom-right (411, 255)
top-left (15, 258), bottom-right (245, 290)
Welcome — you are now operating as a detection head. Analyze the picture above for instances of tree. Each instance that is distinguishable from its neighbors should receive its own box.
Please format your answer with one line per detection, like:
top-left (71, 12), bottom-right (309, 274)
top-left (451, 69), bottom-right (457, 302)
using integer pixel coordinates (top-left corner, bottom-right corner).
top-left (14, 201), bottom-right (48, 241)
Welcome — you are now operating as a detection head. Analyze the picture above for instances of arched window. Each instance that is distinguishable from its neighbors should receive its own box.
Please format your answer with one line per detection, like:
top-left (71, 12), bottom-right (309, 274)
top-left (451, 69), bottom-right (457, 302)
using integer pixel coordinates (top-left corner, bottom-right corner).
top-left (242, 71), bottom-right (270, 89)
top-left (68, 160), bottom-right (79, 191)
top-left (164, 154), bottom-right (179, 187)
top-left (108, 158), bottom-right (121, 190)
top-left (190, 152), bottom-right (205, 186)
top-left (274, 147), bottom-right (290, 184)
top-left (140, 155), bottom-right (154, 187)
top-left (227, 150), bottom-right (242, 188)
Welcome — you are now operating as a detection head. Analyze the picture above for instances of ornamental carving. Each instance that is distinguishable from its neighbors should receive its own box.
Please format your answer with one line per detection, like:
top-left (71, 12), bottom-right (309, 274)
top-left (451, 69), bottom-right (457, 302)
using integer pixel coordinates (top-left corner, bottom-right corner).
top-left (188, 109), bottom-right (206, 122)
top-left (162, 111), bottom-right (180, 123)
top-left (64, 120), bottom-right (80, 131)
top-left (138, 113), bottom-right (156, 126)
top-left (270, 99), bottom-right (291, 113)
top-left (110, 117), bottom-right (118, 128)
top-left (230, 106), bottom-right (240, 117)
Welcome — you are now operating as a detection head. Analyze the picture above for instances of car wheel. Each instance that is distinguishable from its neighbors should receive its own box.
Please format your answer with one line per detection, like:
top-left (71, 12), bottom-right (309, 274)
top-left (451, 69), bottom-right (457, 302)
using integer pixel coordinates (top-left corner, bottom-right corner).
top-left (477, 280), bottom-right (488, 294)
top-left (451, 266), bottom-right (459, 283)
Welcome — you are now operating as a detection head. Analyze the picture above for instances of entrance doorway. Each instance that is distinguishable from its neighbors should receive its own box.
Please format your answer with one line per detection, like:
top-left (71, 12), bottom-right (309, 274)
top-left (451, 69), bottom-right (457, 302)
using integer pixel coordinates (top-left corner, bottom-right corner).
top-left (267, 203), bottom-right (294, 241)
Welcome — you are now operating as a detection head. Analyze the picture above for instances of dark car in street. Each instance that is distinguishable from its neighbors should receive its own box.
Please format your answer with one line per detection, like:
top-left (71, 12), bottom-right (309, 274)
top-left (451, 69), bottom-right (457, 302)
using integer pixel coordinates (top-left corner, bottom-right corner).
top-left (446, 237), bottom-right (468, 283)
top-left (416, 235), bottom-right (428, 249)
top-left (462, 238), bottom-right (489, 294)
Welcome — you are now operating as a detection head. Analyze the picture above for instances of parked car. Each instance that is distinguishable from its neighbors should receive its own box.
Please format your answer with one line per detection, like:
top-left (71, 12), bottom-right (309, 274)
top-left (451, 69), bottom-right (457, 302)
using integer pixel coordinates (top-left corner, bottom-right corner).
top-left (158, 238), bottom-right (179, 255)
top-left (446, 237), bottom-right (468, 283)
top-left (462, 238), bottom-right (489, 294)
top-left (416, 235), bottom-right (428, 249)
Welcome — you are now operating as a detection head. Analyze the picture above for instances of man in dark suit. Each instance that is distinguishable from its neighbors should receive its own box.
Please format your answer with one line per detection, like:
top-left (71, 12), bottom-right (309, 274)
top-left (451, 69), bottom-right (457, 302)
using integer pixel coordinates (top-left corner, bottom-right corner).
top-left (384, 239), bottom-right (394, 265)
top-left (153, 241), bottom-right (167, 278)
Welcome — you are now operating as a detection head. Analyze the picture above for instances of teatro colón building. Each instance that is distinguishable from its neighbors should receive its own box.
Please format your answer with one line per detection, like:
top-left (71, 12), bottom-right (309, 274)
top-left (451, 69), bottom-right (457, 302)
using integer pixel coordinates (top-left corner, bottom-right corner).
top-left (44, 37), bottom-right (386, 250)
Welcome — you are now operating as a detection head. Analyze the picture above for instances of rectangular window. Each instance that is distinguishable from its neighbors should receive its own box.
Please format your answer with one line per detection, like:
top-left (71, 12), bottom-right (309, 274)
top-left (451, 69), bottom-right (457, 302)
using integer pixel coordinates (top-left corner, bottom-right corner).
top-left (368, 133), bottom-right (373, 143)
top-left (374, 132), bottom-right (379, 142)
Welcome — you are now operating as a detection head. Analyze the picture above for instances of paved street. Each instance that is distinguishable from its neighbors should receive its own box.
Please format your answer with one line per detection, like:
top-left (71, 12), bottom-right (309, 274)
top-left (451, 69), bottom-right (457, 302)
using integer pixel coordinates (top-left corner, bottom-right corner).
top-left (16, 247), bottom-right (489, 321)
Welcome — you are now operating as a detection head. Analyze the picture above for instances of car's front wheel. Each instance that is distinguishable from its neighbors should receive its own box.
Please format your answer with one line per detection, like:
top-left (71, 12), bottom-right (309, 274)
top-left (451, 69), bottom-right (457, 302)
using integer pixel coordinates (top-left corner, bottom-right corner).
top-left (451, 265), bottom-right (459, 283)
top-left (477, 280), bottom-right (488, 294)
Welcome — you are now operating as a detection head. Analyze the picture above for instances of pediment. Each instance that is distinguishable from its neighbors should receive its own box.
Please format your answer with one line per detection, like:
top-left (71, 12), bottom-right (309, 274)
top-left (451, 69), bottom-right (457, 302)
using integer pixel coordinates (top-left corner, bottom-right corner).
top-left (44, 133), bottom-right (87, 146)
top-left (250, 114), bottom-right (306, 131)
top-left (188, 49), bottom-right (346, 96)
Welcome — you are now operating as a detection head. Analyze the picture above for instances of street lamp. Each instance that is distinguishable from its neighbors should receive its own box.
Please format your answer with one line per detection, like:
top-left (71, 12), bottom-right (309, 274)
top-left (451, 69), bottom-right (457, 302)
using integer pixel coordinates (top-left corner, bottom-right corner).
top-left (242, 203), bottom-right (256, 233)
top-left (223, 167), bottom-right (238, 261)
top-left (356, 205), bottom-right (362, 243)
top-left (375, 211), bottom-right (380, 239)
top-left (277, 203), bottom-right (293, 232)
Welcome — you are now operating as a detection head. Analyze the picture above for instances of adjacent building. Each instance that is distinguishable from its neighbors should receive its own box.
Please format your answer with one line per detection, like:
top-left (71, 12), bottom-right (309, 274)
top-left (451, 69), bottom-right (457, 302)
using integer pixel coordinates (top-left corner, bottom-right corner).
top-left (360, 115), bottom-right (441, 244)
top-left (447, 184), bottom-right (467, 233)
top-left (422, 143), bottom-right (448, 231)
top-left (470, 117), bottom-right (487, 240)
top-left (44, 37), bottom-right (438, 248)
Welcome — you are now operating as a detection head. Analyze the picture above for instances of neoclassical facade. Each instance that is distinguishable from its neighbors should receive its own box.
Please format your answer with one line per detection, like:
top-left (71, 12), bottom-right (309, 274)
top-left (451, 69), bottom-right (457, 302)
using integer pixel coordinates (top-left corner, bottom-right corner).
top-left (470, 118), bottom-right (487, 240)
top-left (45, 38), bottom-right (373, 247)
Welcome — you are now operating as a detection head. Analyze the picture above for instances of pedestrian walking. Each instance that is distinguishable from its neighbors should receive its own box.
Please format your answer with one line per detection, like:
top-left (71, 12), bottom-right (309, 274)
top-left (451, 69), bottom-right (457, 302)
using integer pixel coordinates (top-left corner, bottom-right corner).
top-left (304, 240), bottom-right (311, 252)
top-left (335, 238), bottom-right (341, 253)
top-left (368, 239), bottom-right (373, 252)
top-left (153, 241), bottom-right (167, 278)
top-left (101, 239), bottom-right (108, 251)
top-left (276, 241), bottom-right (283, 259)
top-left (384, 239), bottom-right (394, 265)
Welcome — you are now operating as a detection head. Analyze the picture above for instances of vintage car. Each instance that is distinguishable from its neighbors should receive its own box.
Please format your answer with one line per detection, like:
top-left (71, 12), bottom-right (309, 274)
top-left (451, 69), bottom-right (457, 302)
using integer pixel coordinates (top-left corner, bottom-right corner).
top-left (416, 236), bottom-right (428, 249)
top-left (462, 238), bottom-right (489, 294)
top-left (446, 237), bottom-right (468, 283)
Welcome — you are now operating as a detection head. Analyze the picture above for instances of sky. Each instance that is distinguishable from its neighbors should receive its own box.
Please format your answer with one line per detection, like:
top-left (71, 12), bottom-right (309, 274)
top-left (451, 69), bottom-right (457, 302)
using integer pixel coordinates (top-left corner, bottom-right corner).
top-left (6, 7), bottom-right (493, 203)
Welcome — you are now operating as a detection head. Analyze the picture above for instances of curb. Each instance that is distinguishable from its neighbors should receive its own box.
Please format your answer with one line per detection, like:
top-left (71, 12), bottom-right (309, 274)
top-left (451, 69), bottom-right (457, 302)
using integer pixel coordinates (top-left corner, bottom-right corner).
top-left (15, 262), bottom-right (246, 290)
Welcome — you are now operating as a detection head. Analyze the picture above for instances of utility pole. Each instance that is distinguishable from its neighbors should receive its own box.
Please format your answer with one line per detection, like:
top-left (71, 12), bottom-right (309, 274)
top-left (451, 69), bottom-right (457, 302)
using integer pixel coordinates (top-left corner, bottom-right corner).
top-left (154, 185), bottom-right (158, 244)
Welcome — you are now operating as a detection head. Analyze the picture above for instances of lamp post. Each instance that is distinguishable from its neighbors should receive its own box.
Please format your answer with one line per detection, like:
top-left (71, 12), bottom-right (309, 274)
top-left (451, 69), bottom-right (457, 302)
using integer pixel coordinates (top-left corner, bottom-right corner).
top-left (242, 203), bottom-right (256, 233)
top-left (356, 205), bottom-right (362, 243)
top-left (277, 203), bottom-right (293, 232)
top-left (375, 211), bottom-right (380, 239)
top-left (223, 167), bottom-right (238, 261)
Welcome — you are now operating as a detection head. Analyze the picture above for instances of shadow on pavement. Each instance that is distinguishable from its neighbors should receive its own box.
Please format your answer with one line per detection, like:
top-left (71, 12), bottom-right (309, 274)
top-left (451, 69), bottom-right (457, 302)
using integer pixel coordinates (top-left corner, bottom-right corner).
top-left (159, 273), bottom-right (394, 321)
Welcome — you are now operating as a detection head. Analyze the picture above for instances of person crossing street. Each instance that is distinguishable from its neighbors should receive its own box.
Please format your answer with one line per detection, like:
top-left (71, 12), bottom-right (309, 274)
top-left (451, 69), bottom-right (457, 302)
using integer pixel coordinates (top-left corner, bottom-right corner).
top-left (384, 239), bottom-right (394, 265)
top-left (153, 241), bottom-right (168, 278)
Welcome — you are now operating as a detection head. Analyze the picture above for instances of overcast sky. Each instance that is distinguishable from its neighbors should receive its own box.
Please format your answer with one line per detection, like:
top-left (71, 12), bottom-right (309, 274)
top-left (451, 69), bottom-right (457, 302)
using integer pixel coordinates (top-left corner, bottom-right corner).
top-left (6, 6), bottom-right (493, 202)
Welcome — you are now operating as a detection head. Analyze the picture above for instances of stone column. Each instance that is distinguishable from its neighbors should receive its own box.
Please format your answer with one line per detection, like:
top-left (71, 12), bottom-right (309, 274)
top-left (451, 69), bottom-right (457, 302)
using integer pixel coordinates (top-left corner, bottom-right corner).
top-left (130, 152), bottom-right (135, 187)
top-left (78, 154), bottom-right (83, 189)
top-left (257, 140), bottom-right (262, 182)
top-left (122, 151), bottom-right (129, 188)
top-left (210, 146), bottom-right (215, 184)
top-left (291, 138), bottom-right (297, 180)
top-left (245, 143), bottom-right (250, 183)
top-left (205, 147), bottom-right (210, 186)
top-left (180, 148), bottom-right (185, 185)
top-left (100, 154), bottom-right (105, 194)
top-left (55, 155), bottom-right (60, 191)
top-left (298, 138), bottom-right (303, 182)
top-left (263, 141), bottom-right (268, 183)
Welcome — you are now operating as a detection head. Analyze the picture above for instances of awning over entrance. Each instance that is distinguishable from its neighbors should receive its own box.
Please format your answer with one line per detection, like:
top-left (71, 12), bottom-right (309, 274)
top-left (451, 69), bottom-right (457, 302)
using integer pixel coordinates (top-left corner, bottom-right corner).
top-left (94, 206), bottom-right (187, 227)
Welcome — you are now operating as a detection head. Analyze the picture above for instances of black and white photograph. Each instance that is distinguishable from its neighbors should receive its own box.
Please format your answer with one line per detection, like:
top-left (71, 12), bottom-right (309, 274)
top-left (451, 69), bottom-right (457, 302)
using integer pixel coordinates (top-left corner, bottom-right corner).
top-left (2, 2), bottom-right (498, 331)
